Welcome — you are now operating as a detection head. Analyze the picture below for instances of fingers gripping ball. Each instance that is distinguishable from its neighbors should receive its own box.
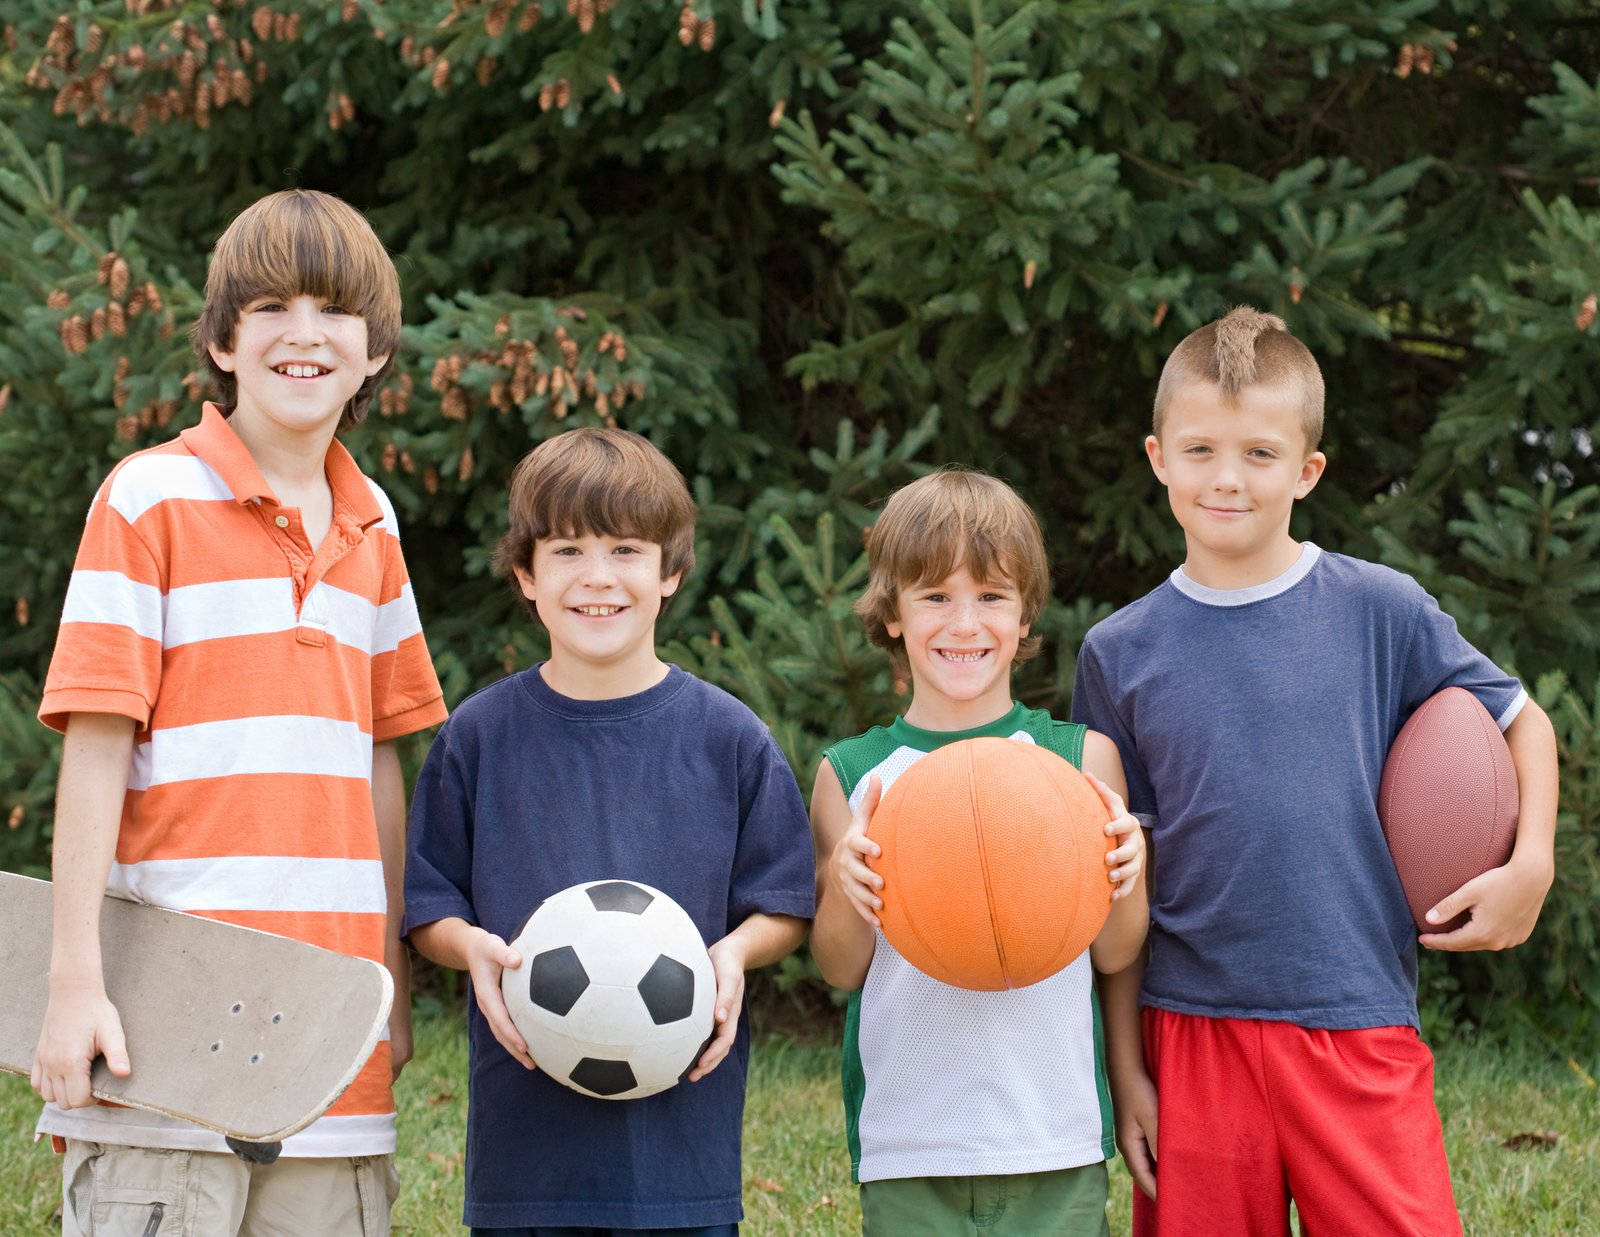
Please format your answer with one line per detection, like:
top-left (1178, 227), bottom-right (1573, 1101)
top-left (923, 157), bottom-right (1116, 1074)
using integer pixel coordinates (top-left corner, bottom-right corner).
top-left (867, 737), bottom-right (1115, 991)
top-left (501, 880), bottom-right (716, 1100)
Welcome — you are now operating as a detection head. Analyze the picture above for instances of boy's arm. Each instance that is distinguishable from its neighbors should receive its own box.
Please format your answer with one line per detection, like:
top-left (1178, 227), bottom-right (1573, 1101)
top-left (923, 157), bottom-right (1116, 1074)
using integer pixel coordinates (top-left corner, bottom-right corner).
top-left (1083, 732), bottom-right (1149, 974)
top-left (1421, 697), bottom-right (1558, 952)
top-left (371, 740), bottom-right (413, 1080)
top-left (31, 712), bottom-right (136, 1109)
top-left (686, 911), bottom-right (808, 1082)
top-left (408, 916), bottom-right (535, 1070)
top-left (1097, 954), bottom-right (1158, 1200)
top-left (807, 760), bottom-right (882, 992)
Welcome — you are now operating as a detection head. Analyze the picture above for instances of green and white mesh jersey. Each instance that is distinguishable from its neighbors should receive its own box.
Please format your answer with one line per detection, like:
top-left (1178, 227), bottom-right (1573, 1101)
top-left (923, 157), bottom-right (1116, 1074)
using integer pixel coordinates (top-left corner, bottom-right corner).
top-left (825, 701), bottom-right (1115, 1183)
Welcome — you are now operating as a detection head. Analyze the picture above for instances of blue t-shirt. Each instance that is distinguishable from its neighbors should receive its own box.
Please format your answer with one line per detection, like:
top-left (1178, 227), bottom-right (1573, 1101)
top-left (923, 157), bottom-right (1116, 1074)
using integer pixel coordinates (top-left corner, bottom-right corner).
top-left (403, 665), bottom-right (816, 1229)
top-left (1070, 546), bottom-right (1525, 1031)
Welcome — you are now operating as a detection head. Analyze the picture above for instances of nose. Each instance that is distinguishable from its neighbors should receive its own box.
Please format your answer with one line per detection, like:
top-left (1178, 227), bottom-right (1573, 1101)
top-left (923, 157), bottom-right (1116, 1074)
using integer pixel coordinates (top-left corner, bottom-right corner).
top-left (947, 600), bottom-right (980, 635)
top-left (580, 553), bottom-right (619, 586)
top-left (282, 298), bottom-right (326, 343)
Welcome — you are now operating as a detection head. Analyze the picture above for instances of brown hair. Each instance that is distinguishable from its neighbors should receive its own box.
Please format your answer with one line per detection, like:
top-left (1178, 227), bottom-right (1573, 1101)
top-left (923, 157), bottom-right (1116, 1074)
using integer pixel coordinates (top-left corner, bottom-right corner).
top-left (1152, 305), bottom-right (1325, 451)
top-left (190, 189), bottom-right (402, 430)
top-left (855, 468), bottom-right (1050, 674)
top-left (494, 428), bottom-right (697, 620)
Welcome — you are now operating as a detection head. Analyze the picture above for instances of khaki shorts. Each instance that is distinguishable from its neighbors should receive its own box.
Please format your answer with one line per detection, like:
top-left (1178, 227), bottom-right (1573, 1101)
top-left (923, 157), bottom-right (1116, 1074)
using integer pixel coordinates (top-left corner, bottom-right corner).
top-left (59, 1141), bottom-right (399, 1237)
top-left (860, 1162), bottom-right (1110, 1236)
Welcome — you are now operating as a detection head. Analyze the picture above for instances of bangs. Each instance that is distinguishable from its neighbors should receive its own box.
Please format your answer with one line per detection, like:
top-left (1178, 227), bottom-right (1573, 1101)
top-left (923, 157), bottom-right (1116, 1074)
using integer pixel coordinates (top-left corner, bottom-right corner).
top-left (210, 194), bottom-right (395, 326)
top-left (531, 469), bottom-right (687, 548)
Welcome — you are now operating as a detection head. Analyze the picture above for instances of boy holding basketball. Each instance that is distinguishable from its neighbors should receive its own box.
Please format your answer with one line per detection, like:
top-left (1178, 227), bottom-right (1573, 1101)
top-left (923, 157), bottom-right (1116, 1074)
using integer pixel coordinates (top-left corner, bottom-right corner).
top-left (1072, 306), bottom-right (1559, 1235)
top-left (813, 467), bottom-right (1148, 1236)
top-left (32, 189), bottom-right (447, 1233)
top-left (403, 426), bottom-right (815, 1234)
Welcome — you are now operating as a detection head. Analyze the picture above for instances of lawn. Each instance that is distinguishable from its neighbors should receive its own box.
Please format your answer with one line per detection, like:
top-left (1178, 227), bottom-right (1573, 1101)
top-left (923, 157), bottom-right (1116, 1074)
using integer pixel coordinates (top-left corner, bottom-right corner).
top-left (1, 1006), bottom-right (1594, 1235)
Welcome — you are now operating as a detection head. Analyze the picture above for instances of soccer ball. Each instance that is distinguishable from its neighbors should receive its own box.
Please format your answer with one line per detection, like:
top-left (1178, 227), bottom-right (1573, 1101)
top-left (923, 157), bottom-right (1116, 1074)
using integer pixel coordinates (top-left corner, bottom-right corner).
top-left (501, 880), bottom-right (717, 1100)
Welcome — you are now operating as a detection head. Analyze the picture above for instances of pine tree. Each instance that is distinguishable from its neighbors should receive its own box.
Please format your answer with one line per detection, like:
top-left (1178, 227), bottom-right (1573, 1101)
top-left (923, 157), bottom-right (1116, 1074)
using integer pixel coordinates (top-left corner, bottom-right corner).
top-left (0, 0), bottom-right (1595, 1042)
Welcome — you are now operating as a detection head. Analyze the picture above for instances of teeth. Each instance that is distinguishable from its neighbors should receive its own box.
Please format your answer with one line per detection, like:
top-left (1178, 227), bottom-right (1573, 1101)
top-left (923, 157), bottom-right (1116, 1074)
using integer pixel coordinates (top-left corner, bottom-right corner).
top-left (575, 606), bottom-right (621, 616)
top-left (940, 651), bottom-right (986, 662)
top-left (277, 364), bottom-right (326, 378)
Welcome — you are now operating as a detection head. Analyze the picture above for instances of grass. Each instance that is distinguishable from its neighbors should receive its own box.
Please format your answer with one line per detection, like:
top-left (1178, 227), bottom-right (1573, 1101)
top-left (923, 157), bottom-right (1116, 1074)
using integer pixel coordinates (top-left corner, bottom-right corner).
top-left (1, 1008), bottom-right (1594, 1235)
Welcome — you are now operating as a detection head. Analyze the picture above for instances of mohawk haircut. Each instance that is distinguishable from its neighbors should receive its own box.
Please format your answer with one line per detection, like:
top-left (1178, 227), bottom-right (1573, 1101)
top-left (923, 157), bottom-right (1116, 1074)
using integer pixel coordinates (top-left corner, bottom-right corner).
top-left (1152, 305), bottom-right (1325, 451)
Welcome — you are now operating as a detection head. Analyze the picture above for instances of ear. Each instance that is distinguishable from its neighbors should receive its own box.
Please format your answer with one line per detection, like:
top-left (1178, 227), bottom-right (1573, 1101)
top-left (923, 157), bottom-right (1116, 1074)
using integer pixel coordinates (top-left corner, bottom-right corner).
top-left (365, 352), bottom-right (391, 377)
top-left (207, 340), bottom-right (237, 374)
top-left (660, 571), bottom-right (682, 600)
top-left (1144, 434), bottom-right (1167, 484)
top-left (885, 618), bottom-right (902, 640)
top-left (1295, 451), bottom-right (1327, 499)
top-left (512, 565), bottom-right (537, 603)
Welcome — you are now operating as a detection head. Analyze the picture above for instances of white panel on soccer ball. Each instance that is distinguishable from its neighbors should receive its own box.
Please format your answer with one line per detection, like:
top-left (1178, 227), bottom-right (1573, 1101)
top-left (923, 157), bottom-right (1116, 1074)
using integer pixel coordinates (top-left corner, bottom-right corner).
top-left (502, 879), bottom-right (716, 1100)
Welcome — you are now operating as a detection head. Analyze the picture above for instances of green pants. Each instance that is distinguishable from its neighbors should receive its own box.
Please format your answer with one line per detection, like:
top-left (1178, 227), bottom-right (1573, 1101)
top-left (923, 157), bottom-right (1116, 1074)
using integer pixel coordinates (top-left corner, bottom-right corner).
top-left (860, 1162), bottom-right (1110, 1236)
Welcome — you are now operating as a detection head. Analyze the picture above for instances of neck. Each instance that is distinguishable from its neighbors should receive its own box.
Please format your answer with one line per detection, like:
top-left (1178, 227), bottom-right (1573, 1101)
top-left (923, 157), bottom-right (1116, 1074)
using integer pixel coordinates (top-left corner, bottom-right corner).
top-left (1181, 536), bottom-right (1305, 591)
top-left (539, 653), bottom-right (670, 701)
top-left (901, 688), bottom-right (1015, 734)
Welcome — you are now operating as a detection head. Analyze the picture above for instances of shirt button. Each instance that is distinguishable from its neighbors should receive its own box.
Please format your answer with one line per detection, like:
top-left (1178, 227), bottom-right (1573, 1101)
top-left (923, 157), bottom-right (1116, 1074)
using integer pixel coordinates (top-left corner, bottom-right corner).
top-left (274, 515), bottom-right (290, 528)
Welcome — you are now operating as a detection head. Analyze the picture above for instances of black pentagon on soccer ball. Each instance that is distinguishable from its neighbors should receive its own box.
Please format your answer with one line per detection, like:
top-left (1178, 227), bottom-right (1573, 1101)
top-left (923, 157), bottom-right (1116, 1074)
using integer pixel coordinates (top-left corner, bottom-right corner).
top-left (637, 954), bottom-right (696, 1025)
top-left (528, 945), bottom-right (589, 1017)
top-left (570, 1057), bottom-right (638, 1097)
top-left (586, 880), bottom-right (655, 914)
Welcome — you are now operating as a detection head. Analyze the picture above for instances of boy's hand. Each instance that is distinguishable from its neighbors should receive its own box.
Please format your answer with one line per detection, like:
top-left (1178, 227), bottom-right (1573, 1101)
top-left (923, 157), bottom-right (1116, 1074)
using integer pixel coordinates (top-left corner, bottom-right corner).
top-left (1114, 1064), bottom-right (1160, 1200)
top-left (463, 928), bottom-right (537, 1070)
top-left (1086, 772), bottom-right (1145, 900)
top-left (688, 935), bottom-right (750, 1082)
top-left (1420, 853), bottom-right (1553, 953)
top-left (829, 775), bottom-right (885, 926)
top-left (31, 978), bottom-right (130, 1109)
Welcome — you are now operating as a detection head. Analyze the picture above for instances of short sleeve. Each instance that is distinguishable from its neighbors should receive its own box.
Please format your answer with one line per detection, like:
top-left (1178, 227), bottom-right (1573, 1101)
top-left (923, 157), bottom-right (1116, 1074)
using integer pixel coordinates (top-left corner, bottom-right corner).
top-left (402, 720), bottom-right (480, 936)
top-left (1398, 580), bottom-right (1525, 731)
top-left (39, 483), bottom-right (164, 732)
top-left (366, 498), bottom-right (446, 743)
top-left (727, 728), bottom-right (816, 927)
top-left (1070, 635), bottom-right (1159, 828)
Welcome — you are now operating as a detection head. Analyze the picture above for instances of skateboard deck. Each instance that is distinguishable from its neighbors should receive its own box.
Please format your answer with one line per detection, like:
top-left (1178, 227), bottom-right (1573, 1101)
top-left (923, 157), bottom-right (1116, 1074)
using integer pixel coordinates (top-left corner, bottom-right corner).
top-left (0, 872), bottom-right (392, 1149)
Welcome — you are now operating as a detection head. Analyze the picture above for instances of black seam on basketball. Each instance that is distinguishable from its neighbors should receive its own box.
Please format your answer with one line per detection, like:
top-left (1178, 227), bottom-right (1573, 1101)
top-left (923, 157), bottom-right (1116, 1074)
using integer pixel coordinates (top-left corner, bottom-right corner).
top-left (968, 741), bottom-right (1009, 988)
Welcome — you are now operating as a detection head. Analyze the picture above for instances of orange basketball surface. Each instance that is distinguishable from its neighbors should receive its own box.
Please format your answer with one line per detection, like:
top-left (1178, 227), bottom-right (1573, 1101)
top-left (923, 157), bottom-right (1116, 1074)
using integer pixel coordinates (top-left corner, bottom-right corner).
top-left (866, 737), bottom-right (1114, 990)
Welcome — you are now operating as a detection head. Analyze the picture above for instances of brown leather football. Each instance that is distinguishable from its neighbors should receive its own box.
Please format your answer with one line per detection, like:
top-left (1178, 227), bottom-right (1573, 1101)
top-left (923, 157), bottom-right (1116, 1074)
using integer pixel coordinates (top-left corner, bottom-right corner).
top-left (1378, 687), bottom-right (1519, 932)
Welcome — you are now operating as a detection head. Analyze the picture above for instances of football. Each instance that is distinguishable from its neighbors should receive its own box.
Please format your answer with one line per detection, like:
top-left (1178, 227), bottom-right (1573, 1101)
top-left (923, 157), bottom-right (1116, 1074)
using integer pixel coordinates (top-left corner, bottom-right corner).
top-left (501, 880), bottom-right (716, 1100)
top-left (1378, 687), bottom-right (1519, 932)
top-left (867, 737), bottom-right (1114, 990)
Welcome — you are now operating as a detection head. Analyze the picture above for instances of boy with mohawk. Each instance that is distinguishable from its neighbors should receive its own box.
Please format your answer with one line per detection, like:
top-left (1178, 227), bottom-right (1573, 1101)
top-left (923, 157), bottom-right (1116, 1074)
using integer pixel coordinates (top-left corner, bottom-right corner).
top-left (814, 467), bottom-right (1147, 1236)
top-left (1073, 306), bottom-right (1558, 1235)
top-left (32, 189), bottom-right (446, 1234)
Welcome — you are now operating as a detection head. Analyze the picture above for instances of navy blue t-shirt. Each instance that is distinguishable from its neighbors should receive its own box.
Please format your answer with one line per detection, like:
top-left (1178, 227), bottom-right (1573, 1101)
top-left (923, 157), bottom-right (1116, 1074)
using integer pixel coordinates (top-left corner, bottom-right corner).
top-left (1071, 546), bottom-right (1525, 1031)
top-left (403, 665), bottom-right (816, 1229)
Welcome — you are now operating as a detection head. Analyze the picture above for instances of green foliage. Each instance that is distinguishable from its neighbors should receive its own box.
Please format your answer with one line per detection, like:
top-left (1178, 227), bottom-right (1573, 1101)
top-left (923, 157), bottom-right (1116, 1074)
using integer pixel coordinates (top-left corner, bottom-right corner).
top-left (1, 0), bottom-right (1597, 1047)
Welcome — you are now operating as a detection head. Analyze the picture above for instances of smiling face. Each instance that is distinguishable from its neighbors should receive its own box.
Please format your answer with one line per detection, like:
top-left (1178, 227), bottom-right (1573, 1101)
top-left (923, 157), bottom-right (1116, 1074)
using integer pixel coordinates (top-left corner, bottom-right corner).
top-left (513, 533), bottom-right (682, 699)
top-left (1146, 379), bottom-right (1327, 589)
top-left (887, 563), bottom-right (1028, 730)
top-left (207, 293), bottom-right (389, 446)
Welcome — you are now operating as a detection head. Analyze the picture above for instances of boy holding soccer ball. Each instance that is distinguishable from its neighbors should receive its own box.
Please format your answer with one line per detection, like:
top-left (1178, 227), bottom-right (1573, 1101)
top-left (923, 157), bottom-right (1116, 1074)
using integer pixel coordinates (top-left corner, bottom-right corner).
top-left (812, 467), bottom-right (1149, 1235)
top-left (1072, 306), bottom-right (1559, 1235)
top-left (404, 427), bottom-right (815, 1234)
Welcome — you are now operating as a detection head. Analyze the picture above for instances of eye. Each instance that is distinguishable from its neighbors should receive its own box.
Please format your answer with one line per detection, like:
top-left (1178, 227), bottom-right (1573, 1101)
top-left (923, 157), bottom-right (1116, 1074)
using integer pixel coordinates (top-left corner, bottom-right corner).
top-left (1248, 447), bottom-right (1277, 460)
top-left (322, 303), bottom-right (351, 315)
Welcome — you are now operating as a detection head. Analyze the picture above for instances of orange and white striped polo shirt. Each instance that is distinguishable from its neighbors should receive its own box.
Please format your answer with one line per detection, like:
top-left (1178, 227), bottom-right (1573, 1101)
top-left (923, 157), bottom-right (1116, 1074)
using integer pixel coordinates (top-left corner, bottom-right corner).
top-left (38, 402), bottom-right (446, 1157)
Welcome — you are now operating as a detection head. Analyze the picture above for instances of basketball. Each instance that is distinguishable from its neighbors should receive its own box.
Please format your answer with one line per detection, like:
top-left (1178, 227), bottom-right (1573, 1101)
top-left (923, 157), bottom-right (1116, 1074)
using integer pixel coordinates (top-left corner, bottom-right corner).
top-left (1379, 688), bottom-right (1519, 932)
top-left (866, 737), bottom-right (1114, 990)
top-left (501, 880), bottom-right (716, 1100)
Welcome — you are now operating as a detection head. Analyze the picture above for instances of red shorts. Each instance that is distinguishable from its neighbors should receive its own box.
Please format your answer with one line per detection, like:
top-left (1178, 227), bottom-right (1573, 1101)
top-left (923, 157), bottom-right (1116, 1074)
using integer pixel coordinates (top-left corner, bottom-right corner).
top-left (1132, 1007), bottom-right (1461, 1237)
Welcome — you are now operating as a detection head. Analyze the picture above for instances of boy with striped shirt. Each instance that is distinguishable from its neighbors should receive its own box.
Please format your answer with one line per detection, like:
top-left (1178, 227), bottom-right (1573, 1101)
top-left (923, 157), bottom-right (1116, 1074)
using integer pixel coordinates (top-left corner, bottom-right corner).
top-left (32, 189), bottom-right (446, 1235)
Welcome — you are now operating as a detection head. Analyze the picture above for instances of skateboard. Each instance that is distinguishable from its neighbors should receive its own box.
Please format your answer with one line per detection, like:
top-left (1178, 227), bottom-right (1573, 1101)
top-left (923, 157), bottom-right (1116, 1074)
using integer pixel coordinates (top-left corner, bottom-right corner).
top-left (0, 872), bottom-right (393, 1160)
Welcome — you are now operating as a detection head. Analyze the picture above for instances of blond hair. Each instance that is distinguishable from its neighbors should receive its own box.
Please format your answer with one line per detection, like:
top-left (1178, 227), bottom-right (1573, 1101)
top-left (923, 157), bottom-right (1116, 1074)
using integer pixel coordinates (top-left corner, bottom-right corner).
top-left (494, 428), bottom-right (697, 620)
top-left (1152, 306), bottom-right (1325, 451)
top-left (190, 189), bottom-right (402, 430)
top-left (855, 468), bottom-right (1049, 675)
